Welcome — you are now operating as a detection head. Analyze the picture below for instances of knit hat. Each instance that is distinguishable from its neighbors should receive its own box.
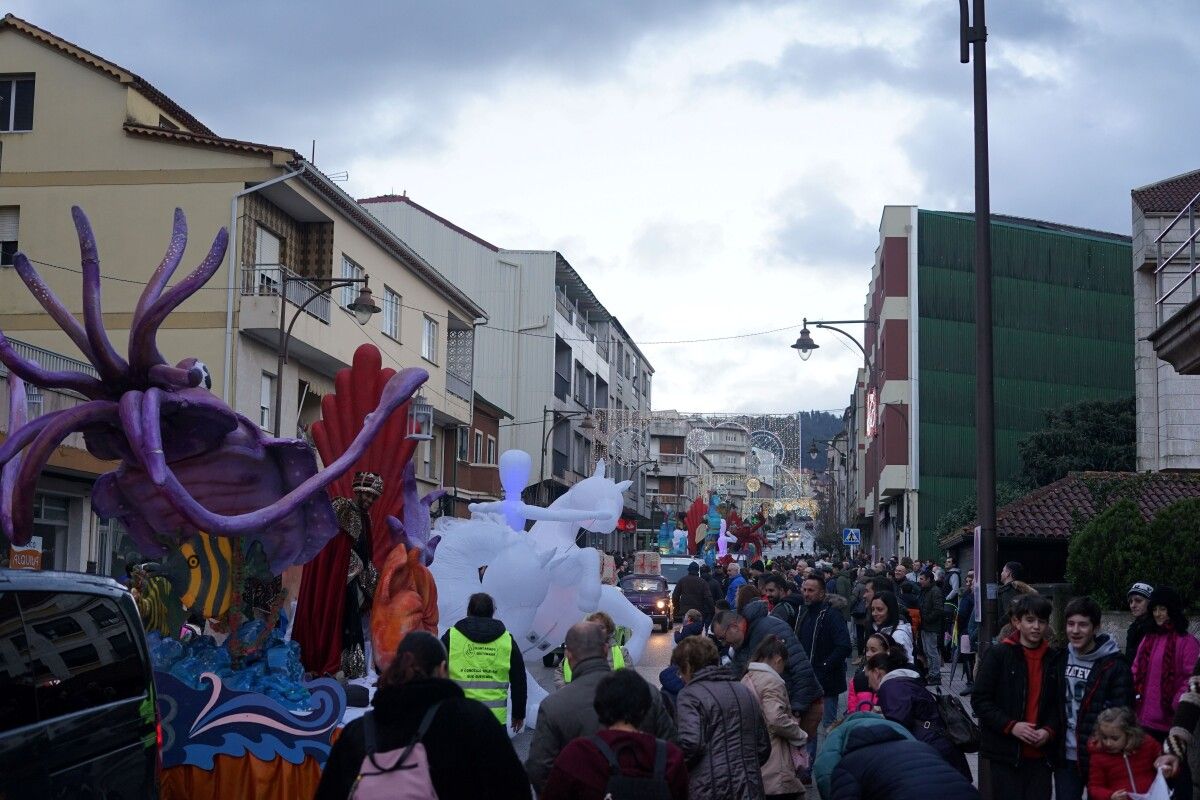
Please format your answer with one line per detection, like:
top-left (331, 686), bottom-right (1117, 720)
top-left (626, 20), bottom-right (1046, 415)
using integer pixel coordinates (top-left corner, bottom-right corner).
top-left (1127, 582), bottom-right (1154, 600)
top-left (352, 471), bottom-right (383, 496)
top-left (687, 562), bottom-right (700, 574)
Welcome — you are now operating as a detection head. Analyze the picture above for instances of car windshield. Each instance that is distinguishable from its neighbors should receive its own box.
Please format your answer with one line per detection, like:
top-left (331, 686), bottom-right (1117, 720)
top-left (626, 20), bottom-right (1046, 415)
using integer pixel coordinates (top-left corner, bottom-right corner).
top-left (621, 577), bottom-right (666, 593)
top-left (659, 562), bottom-right (693, 585)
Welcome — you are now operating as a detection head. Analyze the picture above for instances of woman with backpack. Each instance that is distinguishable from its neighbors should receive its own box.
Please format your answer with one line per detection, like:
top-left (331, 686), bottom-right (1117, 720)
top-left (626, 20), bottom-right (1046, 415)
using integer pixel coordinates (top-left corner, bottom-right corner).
top-left (542, 669), bottom-right (688, 800)
top-left (866, 647), bottom-right (972, 780)
top-left (673, 634), bottom-right (771, 800)
top-left (314, 631), bottom-right (530, 800)
top-left (740, 635), bottom-right (809, 800)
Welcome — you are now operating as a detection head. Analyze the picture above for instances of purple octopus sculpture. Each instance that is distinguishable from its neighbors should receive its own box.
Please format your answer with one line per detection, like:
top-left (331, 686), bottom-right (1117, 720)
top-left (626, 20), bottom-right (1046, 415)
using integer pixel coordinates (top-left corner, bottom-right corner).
top-left (0, 207), bottom-right (428, 573)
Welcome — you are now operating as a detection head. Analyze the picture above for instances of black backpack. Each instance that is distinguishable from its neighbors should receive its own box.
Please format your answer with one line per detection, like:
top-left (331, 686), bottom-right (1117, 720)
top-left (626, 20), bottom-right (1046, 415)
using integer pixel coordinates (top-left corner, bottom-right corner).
top-left (588, 735), bottom-right (673, 800)
top-left (931, 688), bottom-right (980, 753)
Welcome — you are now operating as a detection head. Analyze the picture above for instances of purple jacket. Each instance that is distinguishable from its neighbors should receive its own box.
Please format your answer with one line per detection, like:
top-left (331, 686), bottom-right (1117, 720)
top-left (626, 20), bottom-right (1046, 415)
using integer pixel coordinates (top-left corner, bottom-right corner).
top-left (876, 669), bottom-right (971, 779)
top-left (1133, 630), bottom-right (1200, 732)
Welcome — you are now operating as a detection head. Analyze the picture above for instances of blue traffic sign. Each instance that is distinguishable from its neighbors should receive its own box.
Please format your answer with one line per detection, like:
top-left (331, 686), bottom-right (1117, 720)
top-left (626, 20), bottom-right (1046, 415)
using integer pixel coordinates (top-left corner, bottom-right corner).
top-left (842, 528), bottom-right (861, 545)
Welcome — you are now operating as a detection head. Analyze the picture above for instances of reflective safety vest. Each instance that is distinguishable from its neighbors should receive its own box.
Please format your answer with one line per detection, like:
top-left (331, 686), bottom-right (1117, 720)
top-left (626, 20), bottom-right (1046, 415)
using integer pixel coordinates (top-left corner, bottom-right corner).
top-left (448, 627), bottom-right (512, 724)
top-left (562, 645), bottom-right (625, 683)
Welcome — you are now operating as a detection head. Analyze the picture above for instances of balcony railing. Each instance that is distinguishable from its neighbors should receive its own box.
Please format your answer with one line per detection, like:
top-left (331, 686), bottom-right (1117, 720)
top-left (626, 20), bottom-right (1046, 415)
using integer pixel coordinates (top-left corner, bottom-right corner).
top-left (446, 371), bottom-right (471, 402)
top-left (595, 339), bottom-right (609, 361)
top-left (0, 338), bottom-right (99, 393)
top-left (657, 453), bottom-right (686, 465)
top-left (243, 265), bottom-right (331, 324)
top-left (555, 290), bottom-right (574, 324)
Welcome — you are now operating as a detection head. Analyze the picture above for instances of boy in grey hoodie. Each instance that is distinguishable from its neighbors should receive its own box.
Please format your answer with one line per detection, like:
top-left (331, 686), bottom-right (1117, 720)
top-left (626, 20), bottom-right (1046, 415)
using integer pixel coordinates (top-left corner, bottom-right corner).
top-left (1055, 596), bottom-right (1135, 800)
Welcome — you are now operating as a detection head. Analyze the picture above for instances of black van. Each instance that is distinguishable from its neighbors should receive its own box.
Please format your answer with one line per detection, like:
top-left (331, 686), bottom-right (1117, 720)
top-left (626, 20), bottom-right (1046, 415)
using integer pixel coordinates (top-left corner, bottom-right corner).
top-left (0, 569), bottom-right (159, 798)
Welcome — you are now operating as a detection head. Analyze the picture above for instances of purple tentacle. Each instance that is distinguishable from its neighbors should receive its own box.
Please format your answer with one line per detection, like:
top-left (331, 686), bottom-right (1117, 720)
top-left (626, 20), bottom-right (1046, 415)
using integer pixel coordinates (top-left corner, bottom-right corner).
top-left (128, 227), bottom-right (228, 377)
top-left (12, 253), bottom-right (97, 364)
top-left (130, 208), bottom-right (188, 373)
top-left (10, 399), bottom-right (119, 544)
top-left (132, 389), bottom-right (165, 485)
top-left (0, 375), bottom-right (29, 543)
top-left (0, 409), bottom-right (59, 468)
top-left (0, 332), bottom-right (106, 399)
top-left (71, 207), bottom-right (130, 384)
top-left (139, 368), bottom-right (427, 545)
top-left (147, 363), bottom-right (203, 390)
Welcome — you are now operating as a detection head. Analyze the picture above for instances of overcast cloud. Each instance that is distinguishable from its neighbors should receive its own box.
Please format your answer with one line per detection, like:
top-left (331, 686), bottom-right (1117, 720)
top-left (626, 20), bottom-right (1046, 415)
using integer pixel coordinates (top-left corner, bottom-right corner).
top-left (9, 0), bottom-right (1200, 416)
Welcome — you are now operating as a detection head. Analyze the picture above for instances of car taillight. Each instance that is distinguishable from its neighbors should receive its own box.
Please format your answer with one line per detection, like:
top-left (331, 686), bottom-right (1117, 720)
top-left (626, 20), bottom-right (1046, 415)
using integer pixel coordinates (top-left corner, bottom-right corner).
top-left (155, 707), bottom-right (164, 784)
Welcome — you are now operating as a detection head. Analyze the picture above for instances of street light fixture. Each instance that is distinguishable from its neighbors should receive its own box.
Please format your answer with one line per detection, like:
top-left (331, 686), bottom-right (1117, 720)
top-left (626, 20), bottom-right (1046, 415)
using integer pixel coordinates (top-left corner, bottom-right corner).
top-left (808, 439), bottom-right (847, 460)
top-left (272, 273), bottom-right (379, 437)
top-left (791, 317), bottom-right (876, 361)
top-left (791, 323), bottom-right (819, 361)
top-left (538, 406), bottom-right (598, 502)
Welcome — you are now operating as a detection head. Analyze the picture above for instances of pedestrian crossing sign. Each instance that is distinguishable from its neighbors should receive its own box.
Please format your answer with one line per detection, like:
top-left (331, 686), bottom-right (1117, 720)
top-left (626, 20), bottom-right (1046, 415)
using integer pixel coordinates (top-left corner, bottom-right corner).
top-left (842, 528), bottom-right (861, 545)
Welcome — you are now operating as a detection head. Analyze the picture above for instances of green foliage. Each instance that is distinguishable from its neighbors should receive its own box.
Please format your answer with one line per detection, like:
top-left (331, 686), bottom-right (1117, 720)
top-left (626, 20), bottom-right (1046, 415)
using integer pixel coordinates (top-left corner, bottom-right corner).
top-left (1066, 497), bottom-right (1200, 610)
top-left (934, 481), bottom-right (1030, 543)
top-left (1017, 396), bottom-right (1135, 488)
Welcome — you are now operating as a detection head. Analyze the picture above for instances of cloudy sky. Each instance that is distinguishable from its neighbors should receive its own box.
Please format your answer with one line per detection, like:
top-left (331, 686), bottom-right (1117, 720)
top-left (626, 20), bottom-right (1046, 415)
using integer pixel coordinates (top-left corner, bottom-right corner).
top-left (11, 1), bottom-right (1200, 414)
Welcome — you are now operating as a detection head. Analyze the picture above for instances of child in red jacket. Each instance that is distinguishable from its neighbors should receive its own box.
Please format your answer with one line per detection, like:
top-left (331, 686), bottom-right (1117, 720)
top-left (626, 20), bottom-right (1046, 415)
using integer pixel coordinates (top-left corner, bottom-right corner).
top-left (1087, 707), bottom-right (1162, 800)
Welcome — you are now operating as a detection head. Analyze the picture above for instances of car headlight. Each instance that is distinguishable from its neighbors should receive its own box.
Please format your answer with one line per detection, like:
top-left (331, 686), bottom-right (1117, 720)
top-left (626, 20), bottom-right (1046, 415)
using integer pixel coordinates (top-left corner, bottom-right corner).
top-left (656, 600), bottom-right (665, 609)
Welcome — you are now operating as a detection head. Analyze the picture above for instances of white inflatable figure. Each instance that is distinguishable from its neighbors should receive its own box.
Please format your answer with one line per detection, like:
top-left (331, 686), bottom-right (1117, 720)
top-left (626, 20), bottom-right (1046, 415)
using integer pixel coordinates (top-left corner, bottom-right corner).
top-left (672, 528), bottom-right (689, 555)
top-left (427, 512), bottom-right (554, 727)
top-left (521, 460), bottom-right (654, 665)
top-left (469, 450), bottom-right (597, 532)
top-left (717, 519), bottom-right (737, 557)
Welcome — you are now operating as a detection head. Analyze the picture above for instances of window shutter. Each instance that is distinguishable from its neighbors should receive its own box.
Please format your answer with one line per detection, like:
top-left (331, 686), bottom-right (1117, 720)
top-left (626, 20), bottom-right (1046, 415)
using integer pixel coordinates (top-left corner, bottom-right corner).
top-left (255, 226), bottom-right (280, 265)
top-left (0, 208), bottom-right (19, 241)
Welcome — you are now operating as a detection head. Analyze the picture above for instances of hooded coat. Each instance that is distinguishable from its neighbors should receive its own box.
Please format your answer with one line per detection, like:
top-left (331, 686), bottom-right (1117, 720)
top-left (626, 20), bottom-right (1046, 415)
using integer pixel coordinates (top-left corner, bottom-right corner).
top-left (740, 662), bottom-right (807, 796)
top-left (875, 668), bottom-right (971, 779)
top-left (814, 713), bottom-right (980, 800)
top-left (676, 664), bottom-right (770, 800)
top-left (732, 600), bottom-right (823, 713)
top-left (673, 568), bottom-right (716, 619)
top-left (1060, 633), bottom-right (1133, 777)
top-left (439, 616), bottom-right (527, 723)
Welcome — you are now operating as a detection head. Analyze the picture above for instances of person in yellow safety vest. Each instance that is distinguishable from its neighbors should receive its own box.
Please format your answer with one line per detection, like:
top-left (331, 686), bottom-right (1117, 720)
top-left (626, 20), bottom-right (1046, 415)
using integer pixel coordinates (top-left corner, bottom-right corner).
top-left (557, 610), bottom-right (632, 688)
top-left (440, 592), bottom-right (527, 732)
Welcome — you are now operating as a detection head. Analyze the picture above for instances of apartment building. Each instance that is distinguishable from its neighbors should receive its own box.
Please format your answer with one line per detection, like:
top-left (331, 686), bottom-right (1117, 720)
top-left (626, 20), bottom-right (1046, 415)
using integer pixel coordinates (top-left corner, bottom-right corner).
top-left (360, 195), bottom-right (656, 519)
top-left (0, 15), bottom-right (484, 571)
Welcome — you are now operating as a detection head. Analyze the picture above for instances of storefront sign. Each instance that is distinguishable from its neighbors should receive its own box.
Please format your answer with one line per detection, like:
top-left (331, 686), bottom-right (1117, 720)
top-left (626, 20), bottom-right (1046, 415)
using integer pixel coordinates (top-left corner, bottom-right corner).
top-left (9, 536), bottom-right (43, 570)
top-left (866, 389), bottom-right (878, 439)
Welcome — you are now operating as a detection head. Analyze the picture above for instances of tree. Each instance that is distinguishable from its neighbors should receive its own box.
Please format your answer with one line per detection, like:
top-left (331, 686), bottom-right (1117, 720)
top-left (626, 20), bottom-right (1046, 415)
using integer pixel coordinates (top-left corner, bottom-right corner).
top-left (1017, 396), bottom-right (1135, 488)
top-left (933, 481), bottom-right (1030, 543)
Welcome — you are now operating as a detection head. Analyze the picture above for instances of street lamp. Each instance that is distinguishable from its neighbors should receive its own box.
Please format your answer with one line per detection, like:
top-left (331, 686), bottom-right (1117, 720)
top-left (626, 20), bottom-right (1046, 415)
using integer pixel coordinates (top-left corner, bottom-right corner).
top-left (538, 406), bottom-right (597, 503)
top-left (808, 439), bottom-right (847, 461)
top-left (791, 317), bottom-right (876, 361)
top-left (273, 274), bottom-right (380, 436)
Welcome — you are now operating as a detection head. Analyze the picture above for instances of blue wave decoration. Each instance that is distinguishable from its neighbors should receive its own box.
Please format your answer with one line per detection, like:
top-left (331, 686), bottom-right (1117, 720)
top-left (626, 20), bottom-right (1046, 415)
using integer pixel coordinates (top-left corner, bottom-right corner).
top-left (156, 670), bottom-right (346, 770)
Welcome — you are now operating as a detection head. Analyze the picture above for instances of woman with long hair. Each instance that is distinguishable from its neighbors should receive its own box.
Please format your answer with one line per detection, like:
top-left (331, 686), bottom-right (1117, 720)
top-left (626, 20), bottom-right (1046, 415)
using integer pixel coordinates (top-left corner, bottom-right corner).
top-left (741, 635), bottom-right (809, 800)
top-left (314, 631), bottom-right (529, 800)
top-left (868, 591), bottom-right (915, 664)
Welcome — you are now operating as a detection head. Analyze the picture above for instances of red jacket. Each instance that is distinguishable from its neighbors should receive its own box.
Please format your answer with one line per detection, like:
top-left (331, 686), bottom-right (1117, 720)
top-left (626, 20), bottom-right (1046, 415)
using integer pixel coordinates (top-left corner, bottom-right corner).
top-left (541, 729), bottom-right (689, 800)
top-left (1086, 737), bottom-right (1160, 800)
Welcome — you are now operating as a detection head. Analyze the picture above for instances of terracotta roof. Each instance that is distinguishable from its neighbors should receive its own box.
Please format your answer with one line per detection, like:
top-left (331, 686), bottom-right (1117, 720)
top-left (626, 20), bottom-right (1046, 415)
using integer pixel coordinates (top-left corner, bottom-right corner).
top-left (123, 123), bottom-right (298, 159)
top-left (2, 13), bottom-right (214, 137)
top-left (939, 471), bottom-right (1200, 548)
top-left (1132, 170), bottom-right (1200, 214)
top-left (358, 194), bottom-right (501, 253)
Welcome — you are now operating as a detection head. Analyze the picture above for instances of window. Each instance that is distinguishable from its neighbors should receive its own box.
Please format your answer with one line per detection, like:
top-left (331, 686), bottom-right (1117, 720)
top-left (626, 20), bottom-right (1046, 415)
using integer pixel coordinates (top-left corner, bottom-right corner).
top-left (0, 75), bottom-right (35, 132)
top-left (31, 493), bottom-right (68, 571)
top-left (474, 431), bottom-right (483, 463)
top-left (157, 114), bottom-right (179, 131)
top-left (421, 431), bottom-right (439, 480)
top-left (422, 316), bottom-right (439, 363)
top-left (573, 361), bottom-right (587, 407)
top-left (18, 592), bottom-right (148, 721)
top-left (0, 592), bottom-right (36, 733)
top-left (382, 286), bottom-right (401, 340)
top-left (254, 225), bottom-right (281, 293)
top-left (0, 206), bottom-right (18, 266)
top-left (486, 435), bottom-right (497, 465)
top-left (259, 372), bottom-right (275, 430)
top-left (457, 427), bottom-right (470, 462)
top-left (341, 256), bottom-right (365, 307)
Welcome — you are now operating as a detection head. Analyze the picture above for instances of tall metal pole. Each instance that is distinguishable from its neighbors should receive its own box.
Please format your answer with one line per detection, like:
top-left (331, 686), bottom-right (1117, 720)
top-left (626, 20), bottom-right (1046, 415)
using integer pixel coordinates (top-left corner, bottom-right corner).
top-left (962, 0), bottom-right (996, 794)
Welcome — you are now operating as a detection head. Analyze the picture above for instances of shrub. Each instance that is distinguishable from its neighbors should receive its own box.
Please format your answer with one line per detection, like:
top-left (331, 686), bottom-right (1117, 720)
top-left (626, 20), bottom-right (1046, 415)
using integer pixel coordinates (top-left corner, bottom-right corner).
top-left (1066, 498), bottom-right (1149, 610)
top-left (1144, 498), bottom-right (1200, 609)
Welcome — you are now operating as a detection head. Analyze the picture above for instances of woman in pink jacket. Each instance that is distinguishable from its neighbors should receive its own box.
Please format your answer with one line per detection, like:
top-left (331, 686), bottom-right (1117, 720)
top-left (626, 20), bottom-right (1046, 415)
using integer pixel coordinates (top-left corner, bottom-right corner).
top-left (1132, 587), bottom-right (1200, 738)
top-left (846, 633), bottom-right (896, 714)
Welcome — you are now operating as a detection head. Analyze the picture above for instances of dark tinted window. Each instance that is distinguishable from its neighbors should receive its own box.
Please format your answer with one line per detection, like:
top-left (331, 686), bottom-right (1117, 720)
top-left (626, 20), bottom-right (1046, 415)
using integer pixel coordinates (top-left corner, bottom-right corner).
top-left (0, 592), bottom-right (37, 733)
top-left (12, 78), bottom-right (33, 131)
top-left (19, 592), bottom-right (147, 721)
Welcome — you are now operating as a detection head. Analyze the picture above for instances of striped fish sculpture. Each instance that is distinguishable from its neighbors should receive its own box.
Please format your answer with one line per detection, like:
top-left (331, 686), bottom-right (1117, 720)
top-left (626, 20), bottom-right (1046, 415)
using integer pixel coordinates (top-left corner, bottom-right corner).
top-left (166, 532), bottom-right (233, 618)
top-left (136, 573), bottom-right (176, 636)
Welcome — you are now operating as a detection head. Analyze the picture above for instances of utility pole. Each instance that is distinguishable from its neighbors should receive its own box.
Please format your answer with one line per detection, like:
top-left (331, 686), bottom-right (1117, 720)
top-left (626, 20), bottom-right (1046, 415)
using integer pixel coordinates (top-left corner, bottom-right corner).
top-left (961, 0), bottom-right (996, 795)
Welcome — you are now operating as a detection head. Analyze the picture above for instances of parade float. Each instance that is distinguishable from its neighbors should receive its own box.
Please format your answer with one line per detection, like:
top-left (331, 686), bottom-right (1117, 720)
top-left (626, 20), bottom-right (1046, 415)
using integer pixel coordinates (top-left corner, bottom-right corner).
top-left (0, 206), bottom-right (650, 797)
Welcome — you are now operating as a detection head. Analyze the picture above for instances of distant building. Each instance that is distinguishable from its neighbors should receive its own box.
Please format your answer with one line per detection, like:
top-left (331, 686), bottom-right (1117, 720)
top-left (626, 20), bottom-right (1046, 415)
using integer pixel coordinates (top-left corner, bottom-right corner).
top-left (438, 392), bottom-right (511, 518)
top-left (858, 207), bottom-right (1133, 559)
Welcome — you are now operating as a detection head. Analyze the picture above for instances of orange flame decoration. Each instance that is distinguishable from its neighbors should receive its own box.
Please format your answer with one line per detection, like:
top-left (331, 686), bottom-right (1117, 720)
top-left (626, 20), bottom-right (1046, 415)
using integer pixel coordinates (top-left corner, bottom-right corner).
top-left (370, 543), bottom-right (439, 672)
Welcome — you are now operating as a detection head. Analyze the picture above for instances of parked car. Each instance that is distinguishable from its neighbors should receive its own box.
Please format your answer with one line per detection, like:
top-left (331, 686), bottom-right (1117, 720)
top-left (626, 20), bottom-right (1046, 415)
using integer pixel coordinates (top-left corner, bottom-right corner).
top-left (0, 569), bottom-right (159, 799)
top-left (619, 574), bottom-right (673, 632)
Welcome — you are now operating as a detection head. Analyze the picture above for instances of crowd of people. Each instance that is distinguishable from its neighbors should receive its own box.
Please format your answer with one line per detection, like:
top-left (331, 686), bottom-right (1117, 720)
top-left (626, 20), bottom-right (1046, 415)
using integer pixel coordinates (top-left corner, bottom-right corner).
top-left (313, 550), bottom-right (1200, 800)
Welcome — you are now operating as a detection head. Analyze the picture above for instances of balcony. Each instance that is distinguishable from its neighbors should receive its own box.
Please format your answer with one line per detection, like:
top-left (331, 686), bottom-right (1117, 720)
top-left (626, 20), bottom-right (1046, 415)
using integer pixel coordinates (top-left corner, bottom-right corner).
top-left (555, 290), bottom-right (574, 324)
top-left (0, 339), bottom-right (100, 384)
top-left (1149, 192), bottom-right (1200, 374)
top-left (243, 265), bottom-right (331, 323)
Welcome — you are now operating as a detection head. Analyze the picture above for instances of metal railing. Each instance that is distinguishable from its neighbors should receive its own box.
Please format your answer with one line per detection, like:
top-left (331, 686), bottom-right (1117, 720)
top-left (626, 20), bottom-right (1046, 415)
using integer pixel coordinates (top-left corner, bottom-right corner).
top-left (657, 453), bottom-right (686, 465)
top-left (555, 290), bottom-right (574, 324)
top-left (0, 338), bottom-right (99, 380)
top-left (1154, 191), bottom-right (1200, 325)
top-left (446, 371), bottom-right (471, 402)
top-left (243, 265), bottom-right (331, 324)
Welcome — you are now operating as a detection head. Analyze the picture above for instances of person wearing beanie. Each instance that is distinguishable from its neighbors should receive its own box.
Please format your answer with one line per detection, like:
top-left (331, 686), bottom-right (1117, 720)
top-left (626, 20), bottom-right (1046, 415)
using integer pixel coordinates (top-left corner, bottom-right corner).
top-left (1132, 587), bottom-right (1200, 800)
top-left (1126, 581), bottom-right (1155, 657)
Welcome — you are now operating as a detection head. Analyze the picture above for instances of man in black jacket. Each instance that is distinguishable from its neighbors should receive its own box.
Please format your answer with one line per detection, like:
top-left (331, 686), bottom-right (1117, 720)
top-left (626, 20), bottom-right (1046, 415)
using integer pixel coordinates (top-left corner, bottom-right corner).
top-left (794, 575), bottom-right (853, 766)
top-left (1054, 596), bottom-right (1134, 800)
top-left (1125, 581), bottom-right (1154, 657)
top-left (440, 592), bottom-right (527, 733)
top-left (918, 570), bottom-right (946, 686)
top-left (973, 594), bottom-right (1064, 800)
top-left (671, 561), bottom-right (714, 626)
